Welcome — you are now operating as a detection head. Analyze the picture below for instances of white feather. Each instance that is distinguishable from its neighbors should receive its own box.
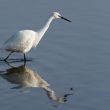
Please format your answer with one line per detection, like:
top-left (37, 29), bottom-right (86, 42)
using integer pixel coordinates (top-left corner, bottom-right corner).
top-left (4, 30), bottom-right (37, 53)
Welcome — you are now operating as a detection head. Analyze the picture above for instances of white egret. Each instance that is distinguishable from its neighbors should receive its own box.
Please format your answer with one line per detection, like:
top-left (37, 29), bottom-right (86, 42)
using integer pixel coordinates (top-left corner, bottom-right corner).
top-left (2, 12), bottom-right (71, 61)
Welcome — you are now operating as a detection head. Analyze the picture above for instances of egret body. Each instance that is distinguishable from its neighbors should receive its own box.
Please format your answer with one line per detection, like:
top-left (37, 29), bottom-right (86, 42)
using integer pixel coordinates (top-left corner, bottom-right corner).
top-left (3, 12), bottom-right (71, 61)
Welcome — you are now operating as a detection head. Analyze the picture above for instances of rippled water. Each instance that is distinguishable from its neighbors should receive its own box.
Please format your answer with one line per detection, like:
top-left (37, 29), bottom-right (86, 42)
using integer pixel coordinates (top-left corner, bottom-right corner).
top-left (0, 0), bottom-right (110, 110)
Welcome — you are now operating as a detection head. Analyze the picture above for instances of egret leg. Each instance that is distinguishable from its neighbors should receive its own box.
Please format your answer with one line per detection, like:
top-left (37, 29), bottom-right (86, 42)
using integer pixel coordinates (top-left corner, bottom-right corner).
top-left (24, 54), bottom-right (26, 61)
top-left (4, 52), bottom-right (13, 61)
top-left (23, 54), bottom-right (26, 65)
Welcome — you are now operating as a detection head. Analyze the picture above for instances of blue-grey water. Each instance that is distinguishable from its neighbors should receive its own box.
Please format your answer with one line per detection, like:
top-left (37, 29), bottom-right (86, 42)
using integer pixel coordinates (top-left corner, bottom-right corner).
top-left (0, 0), bottom-right (110, 110)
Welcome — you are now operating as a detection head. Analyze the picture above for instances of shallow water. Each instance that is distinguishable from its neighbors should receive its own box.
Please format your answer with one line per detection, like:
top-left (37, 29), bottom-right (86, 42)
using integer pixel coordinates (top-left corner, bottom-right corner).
top-left (0, 0), bottom-right (110, 110)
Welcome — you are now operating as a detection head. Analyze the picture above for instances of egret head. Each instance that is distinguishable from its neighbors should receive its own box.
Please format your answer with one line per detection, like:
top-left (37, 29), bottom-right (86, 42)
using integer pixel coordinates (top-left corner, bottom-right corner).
top-left (52, 12), bottom-right (71, 22)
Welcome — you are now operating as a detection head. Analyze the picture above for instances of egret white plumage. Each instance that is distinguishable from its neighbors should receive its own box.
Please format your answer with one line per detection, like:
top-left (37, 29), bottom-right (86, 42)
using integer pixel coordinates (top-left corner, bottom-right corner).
top-left (3, 12), bottom-right (71, 61)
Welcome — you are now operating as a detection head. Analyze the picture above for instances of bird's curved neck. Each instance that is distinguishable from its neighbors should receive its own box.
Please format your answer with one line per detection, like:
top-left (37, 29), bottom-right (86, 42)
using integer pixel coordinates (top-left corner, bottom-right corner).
top-left (38, 16), bottom-right (54, 39)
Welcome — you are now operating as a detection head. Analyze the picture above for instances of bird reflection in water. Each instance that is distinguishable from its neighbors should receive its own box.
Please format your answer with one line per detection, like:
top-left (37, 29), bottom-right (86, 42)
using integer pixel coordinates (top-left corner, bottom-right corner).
top-left (0, 64), bottom-right (73, 104)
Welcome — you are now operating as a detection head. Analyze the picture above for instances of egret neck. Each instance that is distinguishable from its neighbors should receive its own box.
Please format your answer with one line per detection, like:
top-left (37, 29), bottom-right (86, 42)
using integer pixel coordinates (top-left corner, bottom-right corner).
top-left (38, 16), bottom-right (54, 41)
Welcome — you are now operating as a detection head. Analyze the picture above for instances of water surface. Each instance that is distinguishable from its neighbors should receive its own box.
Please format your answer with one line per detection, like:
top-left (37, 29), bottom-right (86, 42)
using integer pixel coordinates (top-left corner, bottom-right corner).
top-left (0, 0), bottom-right (110, 110)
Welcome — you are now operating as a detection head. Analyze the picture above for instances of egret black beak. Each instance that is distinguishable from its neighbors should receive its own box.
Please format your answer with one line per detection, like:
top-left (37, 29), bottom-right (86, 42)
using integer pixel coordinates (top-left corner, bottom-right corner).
top-left (59, 15), bottom-right (71, 22)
